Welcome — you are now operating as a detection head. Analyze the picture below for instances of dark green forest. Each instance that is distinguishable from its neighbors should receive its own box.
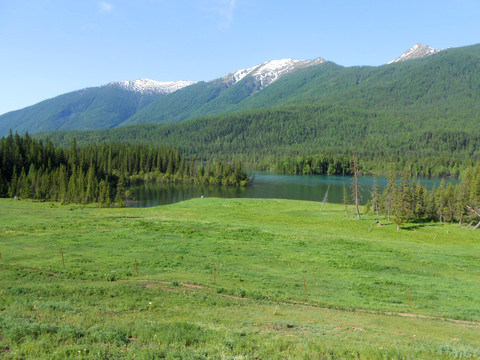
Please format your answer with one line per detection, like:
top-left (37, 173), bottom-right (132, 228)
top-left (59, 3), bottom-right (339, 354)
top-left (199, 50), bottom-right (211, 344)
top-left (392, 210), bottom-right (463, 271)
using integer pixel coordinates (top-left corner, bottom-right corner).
top-left (0, 132), bottom-right (251, 206)
top-left (121, 44), bottom-right (480, 128)
top-left (38, 104), bottom-right (480, 177)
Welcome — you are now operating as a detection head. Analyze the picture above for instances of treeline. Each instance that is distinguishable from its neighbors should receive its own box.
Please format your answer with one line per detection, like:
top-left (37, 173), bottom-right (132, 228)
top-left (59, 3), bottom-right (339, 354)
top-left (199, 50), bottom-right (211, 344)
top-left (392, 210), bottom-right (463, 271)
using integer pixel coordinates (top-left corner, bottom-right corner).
top-left (37, 105), bottom-right (480, 177)
top-left (268, 152), bottom-right (468, 178)
top-left (271, 154), bottom-right (352, 175)
top-left (365, 164), bottom-right (480, 228)
top-left (0, 132), bottom-right (251, 205)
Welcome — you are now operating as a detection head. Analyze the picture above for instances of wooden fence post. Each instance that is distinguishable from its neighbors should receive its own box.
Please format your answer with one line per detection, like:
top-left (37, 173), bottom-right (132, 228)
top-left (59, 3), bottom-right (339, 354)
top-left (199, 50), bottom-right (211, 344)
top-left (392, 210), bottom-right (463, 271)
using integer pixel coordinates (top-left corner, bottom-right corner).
top-left (303, 275), bottom-right (308, 298)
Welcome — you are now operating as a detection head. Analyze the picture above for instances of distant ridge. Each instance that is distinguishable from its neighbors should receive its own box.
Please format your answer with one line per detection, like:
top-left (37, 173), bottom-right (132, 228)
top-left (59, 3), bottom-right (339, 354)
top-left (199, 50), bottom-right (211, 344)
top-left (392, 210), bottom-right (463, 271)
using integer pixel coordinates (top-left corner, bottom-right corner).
top-left (221, 57), bottom-right (326, 90)
top-left (106, 78), bottom-right (195, 95)
top-left (2, 43), bottom-right (480, 137)
top-left (388, 43), bottom-right (442, 64)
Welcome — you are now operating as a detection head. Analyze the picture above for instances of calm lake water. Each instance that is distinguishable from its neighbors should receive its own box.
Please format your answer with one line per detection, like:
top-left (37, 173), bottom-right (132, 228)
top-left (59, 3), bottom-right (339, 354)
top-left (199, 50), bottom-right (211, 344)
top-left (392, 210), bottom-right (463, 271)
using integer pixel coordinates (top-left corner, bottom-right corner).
top-left (126, 172), bottom-right (457, 208)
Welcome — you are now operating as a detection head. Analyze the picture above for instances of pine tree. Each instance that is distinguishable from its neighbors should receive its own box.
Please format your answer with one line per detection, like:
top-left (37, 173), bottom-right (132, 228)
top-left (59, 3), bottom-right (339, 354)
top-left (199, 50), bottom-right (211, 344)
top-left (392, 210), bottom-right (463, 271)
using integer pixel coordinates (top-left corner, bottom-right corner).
top-left (456, 165), bottom-right (472, 224)
top-left (444, 183), bottom-right (456, 223)
top-left (0, 169), bottom-right (6, 197)
top-left (115, 174), bottom-right (126, 207)
top-left (69, 137), bottom-right (78, 170)
top-left (414, 181), bottom-right (428, 221)
top-left (393, 166), bottom-right (414, 227)
top-left (435, 179), bottom-right (447, 223)
top-left (85, 162), bottom-right (98, 203)
top-left (384, 161), bottom-right (396, 222)
top-left (58, 165), bottom-right (68, 203)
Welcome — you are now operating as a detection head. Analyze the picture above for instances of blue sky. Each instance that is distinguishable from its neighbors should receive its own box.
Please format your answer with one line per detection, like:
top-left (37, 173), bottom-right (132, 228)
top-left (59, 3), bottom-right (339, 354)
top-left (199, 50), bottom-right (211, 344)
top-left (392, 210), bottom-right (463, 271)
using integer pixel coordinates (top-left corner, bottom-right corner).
top-left (1, 0), bottom-right (479, 115)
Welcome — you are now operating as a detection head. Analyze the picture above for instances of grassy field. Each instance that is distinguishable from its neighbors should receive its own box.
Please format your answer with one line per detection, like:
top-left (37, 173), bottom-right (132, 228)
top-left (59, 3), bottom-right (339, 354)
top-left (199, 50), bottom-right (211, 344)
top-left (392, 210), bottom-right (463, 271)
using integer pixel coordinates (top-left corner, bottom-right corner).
top-left (0, 197), bottom-right (479, 359)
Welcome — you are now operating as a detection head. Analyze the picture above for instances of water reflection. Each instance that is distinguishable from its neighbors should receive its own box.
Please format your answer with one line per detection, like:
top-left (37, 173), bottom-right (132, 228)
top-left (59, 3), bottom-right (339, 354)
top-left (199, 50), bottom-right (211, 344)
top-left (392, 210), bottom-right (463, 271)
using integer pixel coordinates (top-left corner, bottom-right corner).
top-left (126, 172), bottom-right (456, 208)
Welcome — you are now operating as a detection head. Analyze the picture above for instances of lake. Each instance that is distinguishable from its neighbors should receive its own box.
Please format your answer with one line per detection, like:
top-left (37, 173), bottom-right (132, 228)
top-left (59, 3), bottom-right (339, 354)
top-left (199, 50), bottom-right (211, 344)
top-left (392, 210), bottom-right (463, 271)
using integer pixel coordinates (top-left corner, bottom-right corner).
top-left (126, 172), bottom-right (456, 208)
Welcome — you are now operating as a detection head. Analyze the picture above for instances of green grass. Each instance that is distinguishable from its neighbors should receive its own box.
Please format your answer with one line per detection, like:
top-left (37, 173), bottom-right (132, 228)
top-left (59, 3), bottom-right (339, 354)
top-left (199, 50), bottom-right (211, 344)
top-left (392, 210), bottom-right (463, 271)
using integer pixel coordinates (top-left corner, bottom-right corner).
top-left (0, 198), bottom-right (479, 359)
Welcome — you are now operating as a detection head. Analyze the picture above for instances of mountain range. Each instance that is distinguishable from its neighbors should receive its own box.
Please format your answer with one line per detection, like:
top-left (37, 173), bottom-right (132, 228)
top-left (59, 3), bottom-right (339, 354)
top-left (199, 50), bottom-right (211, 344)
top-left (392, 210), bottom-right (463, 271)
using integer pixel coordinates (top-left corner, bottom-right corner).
top-left (30, 42), bottom-right (480, 175)
top-left (0, 43), bottom-right (459, 136)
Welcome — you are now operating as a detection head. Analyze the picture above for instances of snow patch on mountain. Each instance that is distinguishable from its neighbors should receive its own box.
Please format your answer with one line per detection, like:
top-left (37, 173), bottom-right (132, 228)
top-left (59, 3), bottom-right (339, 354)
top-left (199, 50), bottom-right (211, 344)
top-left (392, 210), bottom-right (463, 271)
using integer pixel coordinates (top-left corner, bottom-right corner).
top-left (222, 57), bottom-right (325, 88)
top-left (226, 65), bottom-right (258, 85)
top-left (107, 78), bottom-right (196, 94)
top-left (388, 44), bottom-right (442, 64)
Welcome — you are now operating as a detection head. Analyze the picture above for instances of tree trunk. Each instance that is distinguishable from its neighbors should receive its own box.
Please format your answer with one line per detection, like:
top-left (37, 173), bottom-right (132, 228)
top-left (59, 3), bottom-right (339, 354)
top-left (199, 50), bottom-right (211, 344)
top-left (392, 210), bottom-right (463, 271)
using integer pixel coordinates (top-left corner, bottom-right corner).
top-left (352, 152), bottom-right (361, 220)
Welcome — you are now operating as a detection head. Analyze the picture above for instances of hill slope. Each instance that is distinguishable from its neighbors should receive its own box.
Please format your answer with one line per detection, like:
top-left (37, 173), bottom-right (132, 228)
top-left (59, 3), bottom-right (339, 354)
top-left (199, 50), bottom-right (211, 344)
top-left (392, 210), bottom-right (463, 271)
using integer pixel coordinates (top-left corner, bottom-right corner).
top-left (0, 80), bottom-right (193, 136)
top-left (0, 58), bottom-right (324, 135)
top-left (37, 44), bottom-right (480, 174)
top-left (122, 57), bottom-right (326, 126)
top-left (121, 43), bottom-right (480, 127)
top-left (3, 43), bottom-right (478, 136)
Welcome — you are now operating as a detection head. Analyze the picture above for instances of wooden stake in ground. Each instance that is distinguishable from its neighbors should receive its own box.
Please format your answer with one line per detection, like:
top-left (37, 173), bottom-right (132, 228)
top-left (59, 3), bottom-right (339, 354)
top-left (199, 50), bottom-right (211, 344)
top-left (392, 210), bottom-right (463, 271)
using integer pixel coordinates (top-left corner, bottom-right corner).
top-left (134, 258), bottom-right (139, 276)
top-left (303, 275), bottom-right (308, 298)
top-left (61, 250), bottom-right (65, 268)
top-left (407, 288), bottom-right (412, 308)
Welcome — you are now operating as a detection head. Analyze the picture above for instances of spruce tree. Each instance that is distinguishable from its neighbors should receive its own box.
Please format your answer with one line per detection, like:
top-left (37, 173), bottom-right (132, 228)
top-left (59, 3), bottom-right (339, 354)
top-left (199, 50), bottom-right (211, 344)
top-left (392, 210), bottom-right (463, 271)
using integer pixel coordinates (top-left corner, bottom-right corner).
top-left (414, 181), bottom-right (428, 221)
top-left (384, 161), bottom-right (396, 222)
top-left (456, 165), bottom-right (472, 224)
top-left (435, 179), bottom-right (447, 223)
top-left (394, 166), bottom-right (414, 226)
top-left (115, 174), bottom-right (126, 207)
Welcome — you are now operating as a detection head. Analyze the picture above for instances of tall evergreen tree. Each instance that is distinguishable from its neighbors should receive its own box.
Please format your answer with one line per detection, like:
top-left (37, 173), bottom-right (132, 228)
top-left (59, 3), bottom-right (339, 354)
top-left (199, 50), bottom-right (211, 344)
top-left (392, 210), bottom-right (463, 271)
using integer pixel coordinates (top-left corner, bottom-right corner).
top-left (383, 161), bottom-right (397, 222)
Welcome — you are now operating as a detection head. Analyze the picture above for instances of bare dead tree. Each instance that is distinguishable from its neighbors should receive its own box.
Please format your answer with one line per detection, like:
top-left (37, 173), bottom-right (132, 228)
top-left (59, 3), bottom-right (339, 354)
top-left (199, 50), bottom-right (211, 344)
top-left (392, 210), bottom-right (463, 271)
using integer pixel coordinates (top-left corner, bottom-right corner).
top-left (351, 151), bottom-right (361, 220)
top-left (467, 206), bottom-right (480, 230)
top-left (343, 184), bottom-right (349, 218)
top-left (321, 184), bottom-right (330, 211)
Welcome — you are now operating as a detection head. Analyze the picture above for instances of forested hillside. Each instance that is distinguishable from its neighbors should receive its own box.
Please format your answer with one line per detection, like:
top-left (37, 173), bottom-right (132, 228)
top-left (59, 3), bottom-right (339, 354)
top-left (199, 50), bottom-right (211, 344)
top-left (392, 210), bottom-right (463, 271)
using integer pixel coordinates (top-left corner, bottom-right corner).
top-left (122, 44), bottom-right (480, 127)
top-left (30, 44), bottom-right (480, 176)
top-left (0, 85), bottom-right (166, 136)
top-left (2, 44), bottom-right (480, 138)
top-left (38, 103), bottom-right (480, 176)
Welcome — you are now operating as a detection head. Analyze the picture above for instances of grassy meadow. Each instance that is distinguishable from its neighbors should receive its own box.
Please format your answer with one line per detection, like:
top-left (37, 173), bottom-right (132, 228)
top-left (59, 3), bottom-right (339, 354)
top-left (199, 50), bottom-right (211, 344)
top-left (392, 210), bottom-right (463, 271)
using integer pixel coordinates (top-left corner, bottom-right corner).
top-left (0, 197), bottom-right (479, 359)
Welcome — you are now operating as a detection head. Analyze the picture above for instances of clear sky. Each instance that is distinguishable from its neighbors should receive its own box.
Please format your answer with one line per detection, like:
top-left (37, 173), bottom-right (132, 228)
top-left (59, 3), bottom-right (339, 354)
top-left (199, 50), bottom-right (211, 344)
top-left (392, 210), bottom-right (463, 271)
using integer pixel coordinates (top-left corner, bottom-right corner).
top-left (1, 0), bottom-right (479, 115)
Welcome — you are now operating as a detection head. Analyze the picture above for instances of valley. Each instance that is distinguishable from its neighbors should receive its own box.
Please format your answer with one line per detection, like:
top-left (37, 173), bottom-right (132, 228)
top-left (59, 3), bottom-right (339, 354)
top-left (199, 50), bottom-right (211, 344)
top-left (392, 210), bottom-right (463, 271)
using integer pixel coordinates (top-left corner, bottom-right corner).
top-left (1, 41), bottom-right (480, 359)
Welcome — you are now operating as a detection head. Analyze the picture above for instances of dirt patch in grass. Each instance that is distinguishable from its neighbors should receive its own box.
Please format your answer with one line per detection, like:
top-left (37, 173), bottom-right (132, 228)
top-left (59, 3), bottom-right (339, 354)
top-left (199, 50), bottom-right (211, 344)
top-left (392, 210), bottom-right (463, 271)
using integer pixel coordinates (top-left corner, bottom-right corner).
top-left (182, 283), bottom-right (204, 289)
top-left (135, 279), bottom-right (480, 327)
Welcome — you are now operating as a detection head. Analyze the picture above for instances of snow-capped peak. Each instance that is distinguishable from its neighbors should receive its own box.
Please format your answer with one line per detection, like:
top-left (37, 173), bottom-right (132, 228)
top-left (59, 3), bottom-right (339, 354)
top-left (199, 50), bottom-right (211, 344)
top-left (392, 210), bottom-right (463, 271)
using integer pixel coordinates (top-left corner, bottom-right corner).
top-left (107, 78), bottom-right (195, 95)
top-left (222, 57), bottom-right (325, 88)
top-left (388, 43), bottom-right (442, 64)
